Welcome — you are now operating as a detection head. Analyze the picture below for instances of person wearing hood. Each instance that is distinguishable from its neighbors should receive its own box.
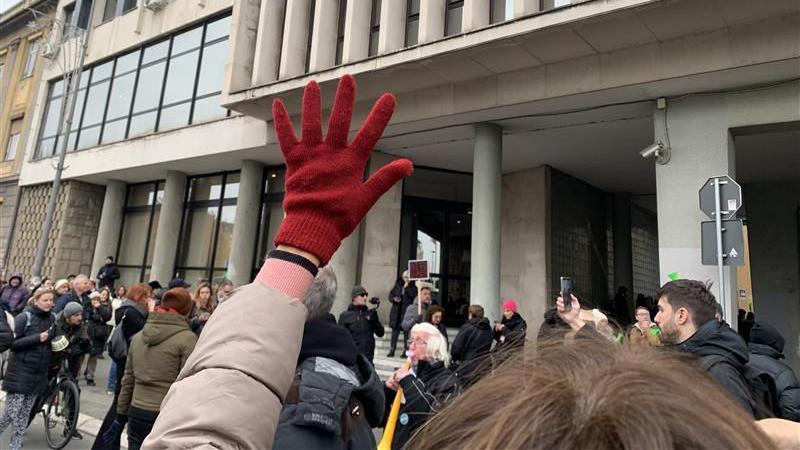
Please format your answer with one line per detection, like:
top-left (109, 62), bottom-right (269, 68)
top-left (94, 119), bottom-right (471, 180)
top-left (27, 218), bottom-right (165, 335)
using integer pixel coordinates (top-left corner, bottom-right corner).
top-left (97, 256), bottom-right (121, 290)
top-left (748, 322), bottom-right (800, 421)
top-left (338, 285), bottom-right (384, 363)
top-left (273, 267), bottom-right (385, 449)
top-left (494, 299), bottom-right (527, 351)
top-left (85, 291), bottom-right (112, 386)
top-left (450, 305), bottom-right (493, 384)
top-left (0, 288), bottom-right (56, 450)
top-left (114, 288), bottom-right (197, 450)
top-left (385, 322), bottom-right (460, 450)
top-left (93, 283), bottom-right (152, 450)
top-left (654, 279), bottom-right (755, 417)
top-left (0, 273), bottom-right (30, 316)
top-left (387, 271), bottom-right (415, 358)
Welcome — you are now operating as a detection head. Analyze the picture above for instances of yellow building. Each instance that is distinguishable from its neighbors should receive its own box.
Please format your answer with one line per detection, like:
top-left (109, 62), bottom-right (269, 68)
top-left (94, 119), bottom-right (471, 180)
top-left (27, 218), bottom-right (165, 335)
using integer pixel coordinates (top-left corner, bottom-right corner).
top-left (0, 0), bottom-right (57, 278)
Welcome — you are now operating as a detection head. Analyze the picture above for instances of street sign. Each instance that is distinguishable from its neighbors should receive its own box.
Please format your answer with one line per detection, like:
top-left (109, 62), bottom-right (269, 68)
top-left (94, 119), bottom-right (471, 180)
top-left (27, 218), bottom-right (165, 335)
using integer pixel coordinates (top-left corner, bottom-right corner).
top-left (701, 220), bottom-right (745, 266)
top-left (699, 175), bottom-right (742, 219)
top-left (408, 260), bottom-right (429, 280)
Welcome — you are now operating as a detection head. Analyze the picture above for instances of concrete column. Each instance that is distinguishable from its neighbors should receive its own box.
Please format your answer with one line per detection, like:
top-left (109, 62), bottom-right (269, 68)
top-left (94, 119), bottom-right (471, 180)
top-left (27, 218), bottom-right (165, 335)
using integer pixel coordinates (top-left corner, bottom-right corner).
top-left (419, 0), bottom-right (445, 44)
top-left (279, 0), bottom-right (313, 78)
top-left (463, 0), bottom-right (490, 32)
top-left (90, 181), bottom-right (125, 278)
top-left (227, 160), bottom-right (264, 287)
top-left (342, 0), bottom-right (370, 64)
top-left (360, 152), bottom-right (404, 324)
top-left (500, 166), bottom-right (550, 337)
top-left (612, 193), bottom-right (633, 315)
top-left (470, 123), bottom-right (503, 322)
top-left (225, 0), bottom-right (260, 91)
top-left (329, 231), bottom-right (361, 318)
top-left (655, 98), bottom-right (737, 321)
top-left (378, 0), bottom-right (406, 54)
top-left (251, 0), bottom-right (287, 85)
top-left (150, 171), bottom-right (186, 283)
top-left (309, 0), bottom-right (338, 71)
top-left (513, 0), bottom-right (538, 17)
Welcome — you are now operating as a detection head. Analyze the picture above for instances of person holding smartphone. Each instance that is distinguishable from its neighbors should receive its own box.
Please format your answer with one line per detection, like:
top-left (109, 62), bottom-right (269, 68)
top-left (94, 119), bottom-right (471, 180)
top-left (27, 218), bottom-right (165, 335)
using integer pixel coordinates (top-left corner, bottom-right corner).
top-left (493, 299), bottom-right (527, 351)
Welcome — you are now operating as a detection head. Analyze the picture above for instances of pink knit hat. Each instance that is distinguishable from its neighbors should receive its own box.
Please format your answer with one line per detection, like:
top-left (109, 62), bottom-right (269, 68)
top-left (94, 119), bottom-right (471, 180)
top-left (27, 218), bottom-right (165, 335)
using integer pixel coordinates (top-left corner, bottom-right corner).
top-left (502, 299), bottom-right (518, 314)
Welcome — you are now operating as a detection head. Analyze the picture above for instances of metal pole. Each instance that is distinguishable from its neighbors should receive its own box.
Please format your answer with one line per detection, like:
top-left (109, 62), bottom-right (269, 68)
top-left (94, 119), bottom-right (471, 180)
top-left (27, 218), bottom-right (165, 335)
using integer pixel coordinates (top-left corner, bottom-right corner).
top-left (713, 177), bottom-right (727, 320)
top-left (31, 1), bottom-right (97, 279)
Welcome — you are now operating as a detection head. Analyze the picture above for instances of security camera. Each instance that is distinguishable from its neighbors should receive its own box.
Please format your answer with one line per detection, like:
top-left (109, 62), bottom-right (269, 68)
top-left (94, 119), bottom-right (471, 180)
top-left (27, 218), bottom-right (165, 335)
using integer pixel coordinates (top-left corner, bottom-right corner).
top-left (639, 141), bottom-right (670, 165)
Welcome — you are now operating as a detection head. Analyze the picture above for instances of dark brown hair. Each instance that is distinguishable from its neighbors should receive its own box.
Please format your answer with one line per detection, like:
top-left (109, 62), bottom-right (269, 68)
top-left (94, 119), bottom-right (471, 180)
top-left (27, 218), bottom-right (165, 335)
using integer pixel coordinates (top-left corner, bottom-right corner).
top-left (656, 279), bottom-right (717, 327)
top-left (193, 282), bottom-right (214, 311)
top-left (127, 283), bottom-right (152, 308)
top-left (468, 305), bottom-right (484, 319)
top-left (411, 336), bottom-right (774, 450)
top-left (426, 305), bottom-right (445, 322)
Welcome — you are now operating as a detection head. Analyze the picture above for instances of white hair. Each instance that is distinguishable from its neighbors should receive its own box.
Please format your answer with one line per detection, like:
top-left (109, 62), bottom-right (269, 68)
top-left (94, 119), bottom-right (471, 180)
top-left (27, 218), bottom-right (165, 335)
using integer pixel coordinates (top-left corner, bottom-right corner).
top-left (411, 322), bottom-right (450, 367)
top-left (303, 266), bottom-right (337, 321)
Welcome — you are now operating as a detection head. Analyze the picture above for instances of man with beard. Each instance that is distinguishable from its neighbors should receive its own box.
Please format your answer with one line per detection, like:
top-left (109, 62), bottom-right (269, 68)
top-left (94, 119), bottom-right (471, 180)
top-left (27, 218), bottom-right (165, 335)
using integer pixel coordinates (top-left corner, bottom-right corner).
top-left (654, 279), bottom-right (755, 417)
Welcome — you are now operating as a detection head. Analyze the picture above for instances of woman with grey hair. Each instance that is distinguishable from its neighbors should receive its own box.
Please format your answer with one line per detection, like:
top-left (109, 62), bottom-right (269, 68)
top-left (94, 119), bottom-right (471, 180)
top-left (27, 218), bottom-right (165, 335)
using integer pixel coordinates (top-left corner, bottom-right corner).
top-left (384, 322), bottom-right (460, 450)
top-left (273, 266), bottom-right (386, 450)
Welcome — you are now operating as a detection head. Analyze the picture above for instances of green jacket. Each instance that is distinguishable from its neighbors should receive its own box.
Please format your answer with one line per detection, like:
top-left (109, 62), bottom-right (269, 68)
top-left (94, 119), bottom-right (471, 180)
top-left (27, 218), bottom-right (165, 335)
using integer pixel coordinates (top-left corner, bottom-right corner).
top-left (118, 312), bottom-right (197, 415)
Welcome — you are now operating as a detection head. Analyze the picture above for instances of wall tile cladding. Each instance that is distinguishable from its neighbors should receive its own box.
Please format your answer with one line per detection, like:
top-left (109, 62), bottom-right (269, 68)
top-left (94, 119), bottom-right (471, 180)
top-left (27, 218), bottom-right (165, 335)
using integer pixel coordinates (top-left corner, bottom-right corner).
top-left (7, 181), bottom-right (104, 279)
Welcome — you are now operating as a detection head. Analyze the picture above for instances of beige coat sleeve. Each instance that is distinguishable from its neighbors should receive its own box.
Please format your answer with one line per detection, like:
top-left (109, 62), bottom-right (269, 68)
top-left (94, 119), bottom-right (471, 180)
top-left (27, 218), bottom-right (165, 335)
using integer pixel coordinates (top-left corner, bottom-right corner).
top-left (142, 281), bottom-right (306, 450)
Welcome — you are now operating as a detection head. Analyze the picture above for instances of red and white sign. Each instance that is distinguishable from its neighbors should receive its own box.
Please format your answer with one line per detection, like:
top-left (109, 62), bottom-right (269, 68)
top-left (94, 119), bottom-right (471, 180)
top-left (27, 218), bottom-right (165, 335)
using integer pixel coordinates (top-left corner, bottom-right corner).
top-left (407, 260), bottom-right (429, 281)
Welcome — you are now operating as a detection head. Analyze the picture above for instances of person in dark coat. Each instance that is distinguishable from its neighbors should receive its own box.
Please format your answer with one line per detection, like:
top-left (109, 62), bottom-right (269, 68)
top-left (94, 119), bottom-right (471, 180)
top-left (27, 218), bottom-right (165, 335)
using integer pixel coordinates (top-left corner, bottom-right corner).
top-left (54, 301), bottom-right (92, 382)
top-left (97, 256), bottom-right (121, 290)
top-left (85, 291), bottom-right (112, 386)
top-left (54, 274), bottom-right (92, 314)
top-left (387, 271), bottom-right (415, 357)
top-left (450, 305), bottom-right (493, 384)
top-left (655, 279), bottom-right (755, 417)
top-left (274, 267), bottom-right (385, 450)
top-left (0, 288), bottom-right (56, 450)
top-left (493, 299), bottom-right (527, 351)
top-left (338, 286), bottom-right (384, 363)
top-left (426, 305), bottom-right (449, 348)
top-left (0, 273), bottom-right (30, 316)
top-left (92, 283), bottom-right (151, 450)
top-left (402, 286), bottom-right (433, 335)
top-left (748, 322), bottom-right (800, 421)
top-left (384, 322), bottom-right (460, 450)
top-left (0, 308), bottom-right (13, 352)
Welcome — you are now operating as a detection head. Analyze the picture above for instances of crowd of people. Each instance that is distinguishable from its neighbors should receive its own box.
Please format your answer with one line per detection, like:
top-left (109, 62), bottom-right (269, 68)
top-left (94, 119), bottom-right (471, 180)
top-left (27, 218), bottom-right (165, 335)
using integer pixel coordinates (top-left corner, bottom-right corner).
top-left (0, 257), bottom-right (237, 450)
top-left (0, 74), bottom-right (798, 449)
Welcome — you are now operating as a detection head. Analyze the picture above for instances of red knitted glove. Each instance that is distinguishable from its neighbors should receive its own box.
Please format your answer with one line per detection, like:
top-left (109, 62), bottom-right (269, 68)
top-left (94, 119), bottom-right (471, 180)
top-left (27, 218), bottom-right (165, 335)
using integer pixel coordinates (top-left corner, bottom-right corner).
top-left (272, 75), bottom-right (413, 266)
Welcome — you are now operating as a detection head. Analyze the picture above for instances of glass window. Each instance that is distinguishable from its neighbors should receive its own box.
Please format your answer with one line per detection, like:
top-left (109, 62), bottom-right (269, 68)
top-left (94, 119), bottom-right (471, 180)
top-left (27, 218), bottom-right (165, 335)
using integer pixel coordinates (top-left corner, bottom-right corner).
top-left (122, 0), bottom-right (136, 12)
top-left (128, 111), bottom-right (158, 137)
top-left (82, 80), bottom-right (110, 127)
top-left (180, 206), bottom-right (219, 268)
top-left (542, 0), bottom-right (570, 10)
top-left (118, 210), bottom-right (150, 265)
top-left (105, 72), bottom-right (135, 121)
top-left (196, 40), bottom-right (227, 97)
top-left (162, 50), bottom-right (199, 105)
top-left (116, 181), bottom-right (162, 282)
top-left (205, 15), bottom-right (232, 42)
top-left (4, 130), bottom-right (20, 161)
top-left (368, 0), bottom-right (381, 56)
top-left (305, 0), bottom-right (317, 72)
top-left (490, 0), bottom-right (512, 23)
top-left (445, 0), bottom-right (463, 36)
top-left (224, 172), bottom-right (240, 198)
top-left (335, 0), bottom-right (347, 65)
top-left (172, 27), bottom-right (203, 54)
top-left (188, 175), bottom-right (224, 201)
top-left (63, 3), bottom-right (75, 36)
top-left (23, 40), bottom-right (39, 78)
top-left (115, 51), bottom-right (139, 75)
top-left (92, 61), bottom-right (114, 81)
top-left (142, 40), bottom-right (169, 65)
top-left (158, 102), bottom-right (191, 131)
top-left (41, 96), bottom-right (63, 138)
top-left (101, 118), bottom-right (127, 144)
top-left (67, 86), bottom-right (87, 150)
top-left (103, 0), bottom-right (118, 22)
top-left (405, 0), bottom-right (420, 47)
top-left (132, 61), bottom-right (166, 113)
top-left (77, 0), bottom-right (93, 29)
top-left (214, 205), bottom-right (237, 267)
top-left (77, 125), bottom-right (101, 149)
top-left (127, 183), bottom-right (155, 207)
top-left (192, 95), bottom-right (227, 123)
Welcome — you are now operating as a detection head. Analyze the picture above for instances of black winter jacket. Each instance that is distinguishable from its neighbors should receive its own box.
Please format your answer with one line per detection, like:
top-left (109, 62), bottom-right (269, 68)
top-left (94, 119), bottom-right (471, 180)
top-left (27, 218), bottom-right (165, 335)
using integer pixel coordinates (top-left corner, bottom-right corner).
top-left (114, 301), bottom-right (148, 367)
top-left (451, 317), bottom-right (493, 378)
top-left (87, 304), bottom-right (112, 356)
top-left (53, 312), bottom-right (91, 363)
top-left (0, 311), bottom-right (14, 352)
top-left (680, 319), bottom-right (755, 417)
top-left (338, 304), bottom-right (384, 362)
top-left (494, 313), bottom-right (527, 350)
top-left (388, 279), bottom-right (415, 330)
top-left (385, 360), bottom-right (460, 450)
top-left (748, 322), bottom-right (800, 421)
top-left (3, 306), bottom-right (56, 395)
top-left (97, 263), bottom-right (121, 289)
top-left (273, 317), bottom-right (385, 450)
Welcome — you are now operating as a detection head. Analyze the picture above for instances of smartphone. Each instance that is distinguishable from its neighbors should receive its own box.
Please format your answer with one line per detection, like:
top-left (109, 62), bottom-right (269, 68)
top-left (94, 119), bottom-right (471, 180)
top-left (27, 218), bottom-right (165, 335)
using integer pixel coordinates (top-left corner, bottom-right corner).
top-left (560, 276), bottom-right (573, 313)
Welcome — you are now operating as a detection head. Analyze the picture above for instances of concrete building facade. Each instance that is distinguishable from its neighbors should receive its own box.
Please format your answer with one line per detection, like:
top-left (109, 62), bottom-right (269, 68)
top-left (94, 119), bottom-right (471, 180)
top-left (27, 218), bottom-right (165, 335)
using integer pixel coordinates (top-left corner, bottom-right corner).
top-left (7, 0), bottom-right (800, 366)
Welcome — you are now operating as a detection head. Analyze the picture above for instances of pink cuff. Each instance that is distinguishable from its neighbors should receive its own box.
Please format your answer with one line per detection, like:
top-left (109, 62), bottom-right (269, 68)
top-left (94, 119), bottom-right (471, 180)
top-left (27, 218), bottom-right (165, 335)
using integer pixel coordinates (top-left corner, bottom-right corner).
top-left (256, 258), bottom-right (315, 300)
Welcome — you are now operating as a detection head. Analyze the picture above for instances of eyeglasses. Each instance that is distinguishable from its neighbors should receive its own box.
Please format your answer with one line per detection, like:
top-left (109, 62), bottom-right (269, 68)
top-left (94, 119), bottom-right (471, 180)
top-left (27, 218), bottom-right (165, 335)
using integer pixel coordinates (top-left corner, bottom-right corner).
top-left (407, 338), bottom-right (428, 347)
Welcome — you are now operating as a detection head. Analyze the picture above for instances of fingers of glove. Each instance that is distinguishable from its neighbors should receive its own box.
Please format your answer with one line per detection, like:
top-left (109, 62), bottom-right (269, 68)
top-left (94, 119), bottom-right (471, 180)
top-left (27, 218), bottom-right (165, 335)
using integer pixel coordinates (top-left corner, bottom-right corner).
top-left (360, 159), bottom-right (413, 210)
top-left (326, 74), bottom-right (355, 148)
top-left (351, 93), bottom-right (396, 159)
top-left (301, 81), bottom-right (323, 146)
top-left (272, 99), bottom-right (298, 154)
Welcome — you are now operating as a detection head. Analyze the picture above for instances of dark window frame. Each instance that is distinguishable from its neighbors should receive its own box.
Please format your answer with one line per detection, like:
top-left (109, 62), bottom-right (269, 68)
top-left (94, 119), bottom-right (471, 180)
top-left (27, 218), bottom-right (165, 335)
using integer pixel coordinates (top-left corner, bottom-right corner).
top-left (367, 0), bottom-right (381, 56)
top-left (444, 0), bottom-right (464, 37)
top-left (115, 180), bottom-right (164, 282)
top-left (404, 0), bottom-right (420, 47)
top-left (305, 0), bottom-right (317, 72)
top-left (334, 0), bottom-right (347, 65)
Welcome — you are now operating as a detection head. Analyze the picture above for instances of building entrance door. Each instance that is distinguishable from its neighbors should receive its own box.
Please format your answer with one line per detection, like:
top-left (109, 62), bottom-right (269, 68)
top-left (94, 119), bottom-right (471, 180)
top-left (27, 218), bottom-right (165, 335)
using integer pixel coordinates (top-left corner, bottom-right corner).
top-left (400, 196), bottom-right (472, 327)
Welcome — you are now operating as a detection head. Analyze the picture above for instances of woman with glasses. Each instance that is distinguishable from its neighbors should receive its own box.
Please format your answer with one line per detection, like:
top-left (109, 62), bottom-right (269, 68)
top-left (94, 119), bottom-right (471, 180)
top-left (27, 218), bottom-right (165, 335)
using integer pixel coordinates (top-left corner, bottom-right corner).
top-left (384, 322), bottom-right (460, 450)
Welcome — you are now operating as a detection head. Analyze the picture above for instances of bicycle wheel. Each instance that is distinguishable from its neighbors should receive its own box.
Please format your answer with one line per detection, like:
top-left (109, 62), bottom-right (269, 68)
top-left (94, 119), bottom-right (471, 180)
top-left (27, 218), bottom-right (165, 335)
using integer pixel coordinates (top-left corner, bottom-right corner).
top-left (43, 378), bottom-right (80, 450)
